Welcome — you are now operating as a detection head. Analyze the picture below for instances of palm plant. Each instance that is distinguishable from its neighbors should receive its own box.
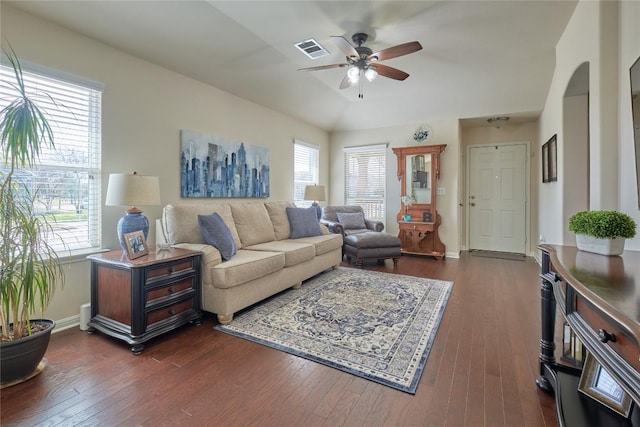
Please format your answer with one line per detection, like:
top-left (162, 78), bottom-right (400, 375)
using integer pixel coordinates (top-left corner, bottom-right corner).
top-left (0, 46), bottom-right (63, 341)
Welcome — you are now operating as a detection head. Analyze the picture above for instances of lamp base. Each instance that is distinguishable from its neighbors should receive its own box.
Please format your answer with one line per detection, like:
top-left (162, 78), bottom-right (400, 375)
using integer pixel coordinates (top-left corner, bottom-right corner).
top-left (311, 202), bottom-right (322, 221)
top-left (117, 211), bottom-right (149, 251)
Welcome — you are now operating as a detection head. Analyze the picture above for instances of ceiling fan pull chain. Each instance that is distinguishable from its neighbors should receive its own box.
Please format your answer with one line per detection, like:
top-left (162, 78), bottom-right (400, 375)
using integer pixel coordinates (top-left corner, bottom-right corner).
top-left (359, 72), bottom-right (364, 99)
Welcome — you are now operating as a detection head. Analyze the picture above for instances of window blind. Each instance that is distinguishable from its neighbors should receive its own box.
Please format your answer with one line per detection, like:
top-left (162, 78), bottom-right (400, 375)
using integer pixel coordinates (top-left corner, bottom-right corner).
top-left (343, 144), bottom-right (387, 223)
top-left (0, 63), bottom-right (103, 254)
top-left (293, 140), bottom-right (319, 208)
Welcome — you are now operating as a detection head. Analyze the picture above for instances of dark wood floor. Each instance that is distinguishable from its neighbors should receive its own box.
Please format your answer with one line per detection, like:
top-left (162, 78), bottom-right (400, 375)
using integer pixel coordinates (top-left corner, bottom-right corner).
top-left (1, 252), bottom-right (559, 426)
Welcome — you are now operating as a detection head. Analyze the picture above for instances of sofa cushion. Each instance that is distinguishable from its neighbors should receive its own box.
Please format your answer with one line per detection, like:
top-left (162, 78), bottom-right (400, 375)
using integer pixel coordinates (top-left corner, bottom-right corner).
top-left (245, 240), bottom-right (315, 267)
top-left (230, 203), bottom-right (277, 247)
top-left (286, 207), bottom-right (323, 239)
top-left (163, 203), bottom-right (241, 248)
top-left (336, 212), bottom-right (366, 229)
top-left (198, 213), bottom-right (237, 260)
top-left (289, 233), bottom-right (343, 256)
top-left (265, 201), bottom-right (295, 240)
top-left (210, 249), bottom-right (284, 289)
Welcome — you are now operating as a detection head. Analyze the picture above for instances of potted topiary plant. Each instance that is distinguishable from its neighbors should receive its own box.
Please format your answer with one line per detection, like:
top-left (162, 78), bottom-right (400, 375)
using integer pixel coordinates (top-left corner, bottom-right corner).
top-left (568, 210), bottom-right (637, 256)
top-left (1, 47), bottom-right (64, 387)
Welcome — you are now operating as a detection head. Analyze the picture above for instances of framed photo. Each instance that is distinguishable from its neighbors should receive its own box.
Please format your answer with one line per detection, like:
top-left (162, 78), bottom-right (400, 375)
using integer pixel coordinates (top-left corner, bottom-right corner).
top-left (548, 135), bottom-right (557, 181)
top-left (542, 143), bottom-right (549, 183)
top-left (541, 134), bottom-right (557, 183)
top-left (123, 230), bottom-right (149, 260)
top-left (578, 353), bottom-right (633, 417)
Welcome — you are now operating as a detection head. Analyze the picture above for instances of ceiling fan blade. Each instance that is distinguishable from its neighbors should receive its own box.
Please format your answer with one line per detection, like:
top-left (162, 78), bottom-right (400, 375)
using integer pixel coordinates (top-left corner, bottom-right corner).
top-left (331, 36), bottom-right (358, 58)
top-left (370, 41), bottom-right (422, 62)
top-left (339, 74), bottom-right (352, 90)
top-left (298, 63), bottom-right (347, 72)
top-left (374, 64), bottom-right (410, 81)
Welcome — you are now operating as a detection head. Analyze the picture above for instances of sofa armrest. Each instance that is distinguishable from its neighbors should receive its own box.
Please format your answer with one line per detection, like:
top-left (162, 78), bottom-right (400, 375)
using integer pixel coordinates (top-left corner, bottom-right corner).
top-left (365, 219), bottom-right (384, 232)
top-left (172, 243), bottom-right (223, 265)
top-left (320, 219), bottom-right (345, 236)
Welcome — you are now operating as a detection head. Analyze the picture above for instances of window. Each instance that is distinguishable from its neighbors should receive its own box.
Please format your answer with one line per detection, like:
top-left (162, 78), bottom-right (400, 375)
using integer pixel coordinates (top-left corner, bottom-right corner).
top-left (0, 62), bottom-right (103, 254)
top-left (344, 144), bottom-right (387, 224)
top-left (293, 140), bottom-right (319, 207)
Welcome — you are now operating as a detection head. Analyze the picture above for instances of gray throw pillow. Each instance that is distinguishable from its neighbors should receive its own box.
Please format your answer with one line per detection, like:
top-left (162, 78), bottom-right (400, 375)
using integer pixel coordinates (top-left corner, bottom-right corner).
top-left (336, 212), bottom-right (366, 229)
top-left (286, 207), bottom-right (323, 239)
top-left (198, 213), bottom-right (237, 260)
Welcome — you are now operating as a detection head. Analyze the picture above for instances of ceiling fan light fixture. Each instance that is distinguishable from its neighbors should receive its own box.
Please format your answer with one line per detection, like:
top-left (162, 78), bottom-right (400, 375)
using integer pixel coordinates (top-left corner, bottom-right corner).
top-left (364, 66), bottom-right (377, 82)
top-left (347, 66), bottom-right (360, 84)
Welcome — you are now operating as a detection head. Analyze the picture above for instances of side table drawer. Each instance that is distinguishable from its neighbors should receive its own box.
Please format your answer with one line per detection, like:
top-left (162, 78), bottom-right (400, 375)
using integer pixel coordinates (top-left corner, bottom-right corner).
top-left (147, 298), bottom-right (196, 328)
top-left (398, 222), bottom-right (434, 232)
top-left (576, 294), bottom-right (640, 372)
top-left (146, 258), bottom-right (196, 281)
top-left (146, 277), bottom-right (196, 304)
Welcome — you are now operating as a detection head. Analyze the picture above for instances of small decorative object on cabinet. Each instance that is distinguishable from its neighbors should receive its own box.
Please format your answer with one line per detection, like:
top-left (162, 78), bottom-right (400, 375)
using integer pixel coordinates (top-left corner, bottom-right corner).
top-left (87, 247), bottom-right (202, 354)
top-left (568, 210), bottom-right (637, 256)
top-left (392, 144), bottom-right (446, 259)
top-left (413, 125), bottom-right (431, 144)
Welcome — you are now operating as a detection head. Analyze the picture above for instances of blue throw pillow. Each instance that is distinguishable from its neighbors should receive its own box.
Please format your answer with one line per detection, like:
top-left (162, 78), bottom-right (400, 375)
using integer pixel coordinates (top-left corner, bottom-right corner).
top-left (198, 213), bottom-right (237, 260)
top-left (336, 212), bottom-right (366, 229)
top-left (286, 207), bottom-right (323, 239)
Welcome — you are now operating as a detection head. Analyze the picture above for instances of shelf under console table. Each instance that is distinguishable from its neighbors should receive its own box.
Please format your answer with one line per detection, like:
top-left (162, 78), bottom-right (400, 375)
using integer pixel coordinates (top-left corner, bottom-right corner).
top-left (537, 244), bottom-right (640, 426)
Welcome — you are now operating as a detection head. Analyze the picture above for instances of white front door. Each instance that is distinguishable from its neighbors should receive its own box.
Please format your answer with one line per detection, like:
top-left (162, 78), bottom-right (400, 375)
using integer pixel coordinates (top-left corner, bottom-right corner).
top-left (468, 143), bottom-right (527, 253)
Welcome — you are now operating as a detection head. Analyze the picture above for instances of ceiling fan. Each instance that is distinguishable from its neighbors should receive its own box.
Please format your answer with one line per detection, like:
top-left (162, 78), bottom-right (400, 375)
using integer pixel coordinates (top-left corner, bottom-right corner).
top-left (298, 33), bottom-right (422, 98)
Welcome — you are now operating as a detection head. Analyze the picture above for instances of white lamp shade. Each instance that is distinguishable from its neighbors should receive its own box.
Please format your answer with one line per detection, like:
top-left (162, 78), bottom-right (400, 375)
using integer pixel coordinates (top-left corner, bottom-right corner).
top-left (105, 173), bottom-right (161, 207)
top-left (304, 185), bottom-right (326, 202)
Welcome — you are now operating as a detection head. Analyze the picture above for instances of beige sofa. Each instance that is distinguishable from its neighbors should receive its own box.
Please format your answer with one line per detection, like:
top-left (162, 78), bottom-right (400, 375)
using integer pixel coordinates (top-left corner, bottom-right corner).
top-left (159, 201), bottom-right (343, 324)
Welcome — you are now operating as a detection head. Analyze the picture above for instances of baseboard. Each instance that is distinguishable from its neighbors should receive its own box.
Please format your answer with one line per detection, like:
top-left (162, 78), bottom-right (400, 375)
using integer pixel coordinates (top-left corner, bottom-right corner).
top-left (446, 251), bottom-right (460, 259)
top-left (52, 315), bottom-right (80, 334)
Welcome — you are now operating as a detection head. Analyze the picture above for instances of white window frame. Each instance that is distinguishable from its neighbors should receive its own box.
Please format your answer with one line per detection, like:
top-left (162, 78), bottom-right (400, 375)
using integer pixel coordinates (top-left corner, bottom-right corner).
top-left (293, 140), bottom-right (319, 208)
top-left (343, 144), bottom-right (387, 225)
top-left (0, 60), bottom-right (103, 255)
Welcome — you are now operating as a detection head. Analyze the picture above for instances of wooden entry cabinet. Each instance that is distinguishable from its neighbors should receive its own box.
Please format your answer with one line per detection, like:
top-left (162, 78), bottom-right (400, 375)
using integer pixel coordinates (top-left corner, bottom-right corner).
top-left (392, 144), bottom-right (447, 259)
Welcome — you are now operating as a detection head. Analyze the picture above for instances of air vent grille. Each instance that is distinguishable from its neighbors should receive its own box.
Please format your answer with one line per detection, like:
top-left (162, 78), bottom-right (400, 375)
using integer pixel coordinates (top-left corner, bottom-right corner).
top-left (295, 39), bottom-right (329, 59)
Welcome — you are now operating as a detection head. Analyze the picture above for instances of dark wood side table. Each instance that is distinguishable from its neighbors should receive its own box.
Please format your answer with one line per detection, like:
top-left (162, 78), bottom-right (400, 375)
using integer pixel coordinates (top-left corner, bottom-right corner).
top-left (87, 247), bottom-right (202, 354)
top-left (537, 244), bottom-right (640, 426)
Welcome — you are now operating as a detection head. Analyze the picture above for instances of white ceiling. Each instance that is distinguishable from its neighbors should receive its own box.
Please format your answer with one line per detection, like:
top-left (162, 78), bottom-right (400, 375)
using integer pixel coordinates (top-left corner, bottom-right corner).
top-left (7, 0), bottom-right (577, 132)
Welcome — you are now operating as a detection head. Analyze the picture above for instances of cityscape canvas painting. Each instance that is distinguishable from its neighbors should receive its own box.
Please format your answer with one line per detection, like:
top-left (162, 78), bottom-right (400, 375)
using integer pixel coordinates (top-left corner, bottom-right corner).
top-left (180, 129), bottom-right (270, 198)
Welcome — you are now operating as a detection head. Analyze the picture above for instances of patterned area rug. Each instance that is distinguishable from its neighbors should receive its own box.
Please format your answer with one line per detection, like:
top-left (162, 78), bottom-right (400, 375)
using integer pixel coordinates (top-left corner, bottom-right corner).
top-left (215, 267), bottom-right (453, 394)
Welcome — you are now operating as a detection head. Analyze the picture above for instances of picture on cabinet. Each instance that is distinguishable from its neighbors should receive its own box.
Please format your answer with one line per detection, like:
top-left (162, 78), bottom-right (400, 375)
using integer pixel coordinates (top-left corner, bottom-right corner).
top-left (578, 352), bottom-right (633, 418)
top-left (124, 230), bottom-right (148, 260)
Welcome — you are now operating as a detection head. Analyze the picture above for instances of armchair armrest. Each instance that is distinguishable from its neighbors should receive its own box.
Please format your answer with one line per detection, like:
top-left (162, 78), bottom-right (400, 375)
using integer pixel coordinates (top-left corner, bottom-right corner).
top-left (320, 219), bottom-right (345, 236)
top-left (365, 219), bottom-right (384, 232)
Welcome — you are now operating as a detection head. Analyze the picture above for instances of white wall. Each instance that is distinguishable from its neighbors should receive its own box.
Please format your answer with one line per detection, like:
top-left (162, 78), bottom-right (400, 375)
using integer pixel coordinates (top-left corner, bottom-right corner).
top-left (538, 0), bottom-right (640, 250)
top-left (1, 5), bottom-right (330, 322)
top-left (330, 120), bottom-right (462, 258)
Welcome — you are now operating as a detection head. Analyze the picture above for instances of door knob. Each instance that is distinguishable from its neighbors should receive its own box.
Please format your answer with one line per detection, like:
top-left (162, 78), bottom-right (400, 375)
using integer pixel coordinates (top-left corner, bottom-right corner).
top-left (470, 203), bottom-right (475, 207)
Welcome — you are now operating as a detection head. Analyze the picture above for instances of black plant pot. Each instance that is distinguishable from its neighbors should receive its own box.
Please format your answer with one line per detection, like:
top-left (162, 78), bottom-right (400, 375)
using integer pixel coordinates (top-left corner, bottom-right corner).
top-left (1, 319), bottom-right (55, 387)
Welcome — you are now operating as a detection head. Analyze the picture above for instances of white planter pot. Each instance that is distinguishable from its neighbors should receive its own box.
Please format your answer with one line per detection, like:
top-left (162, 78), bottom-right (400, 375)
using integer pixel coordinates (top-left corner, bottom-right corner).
top-left (575, 234), bottom-right (625, 256)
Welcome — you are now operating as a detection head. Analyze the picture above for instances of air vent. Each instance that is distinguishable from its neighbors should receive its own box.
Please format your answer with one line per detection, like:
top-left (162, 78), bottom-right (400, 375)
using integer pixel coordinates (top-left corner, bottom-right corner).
top-left (295, 38), bottom-right (329, 59)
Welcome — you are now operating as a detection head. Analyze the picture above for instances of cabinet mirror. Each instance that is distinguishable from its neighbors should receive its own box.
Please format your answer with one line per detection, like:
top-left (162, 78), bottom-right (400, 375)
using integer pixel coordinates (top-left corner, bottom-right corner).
top-left (406, 154), bottom-right (433, 205)
top-left (393, 144), bottom-right (447, 259)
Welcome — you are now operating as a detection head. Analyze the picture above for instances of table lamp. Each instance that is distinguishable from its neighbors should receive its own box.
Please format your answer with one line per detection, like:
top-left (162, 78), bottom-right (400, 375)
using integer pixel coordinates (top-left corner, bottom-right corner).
top-left (106, 171), bottom-right (161, 251)
top-left (304, 184), bottom-right (326, 220)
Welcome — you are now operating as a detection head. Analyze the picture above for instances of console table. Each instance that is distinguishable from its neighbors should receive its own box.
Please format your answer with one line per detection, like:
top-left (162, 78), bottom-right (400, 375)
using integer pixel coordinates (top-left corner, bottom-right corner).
top-left (538, 244), bottom-right (640, 426)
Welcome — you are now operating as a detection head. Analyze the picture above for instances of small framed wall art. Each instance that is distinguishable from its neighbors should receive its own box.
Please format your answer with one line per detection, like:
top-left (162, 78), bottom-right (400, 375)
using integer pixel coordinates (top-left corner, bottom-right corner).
top-left (542, 134), bottom-right (557, 183)
top-left (123, 230), bottom-right (149, 260)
